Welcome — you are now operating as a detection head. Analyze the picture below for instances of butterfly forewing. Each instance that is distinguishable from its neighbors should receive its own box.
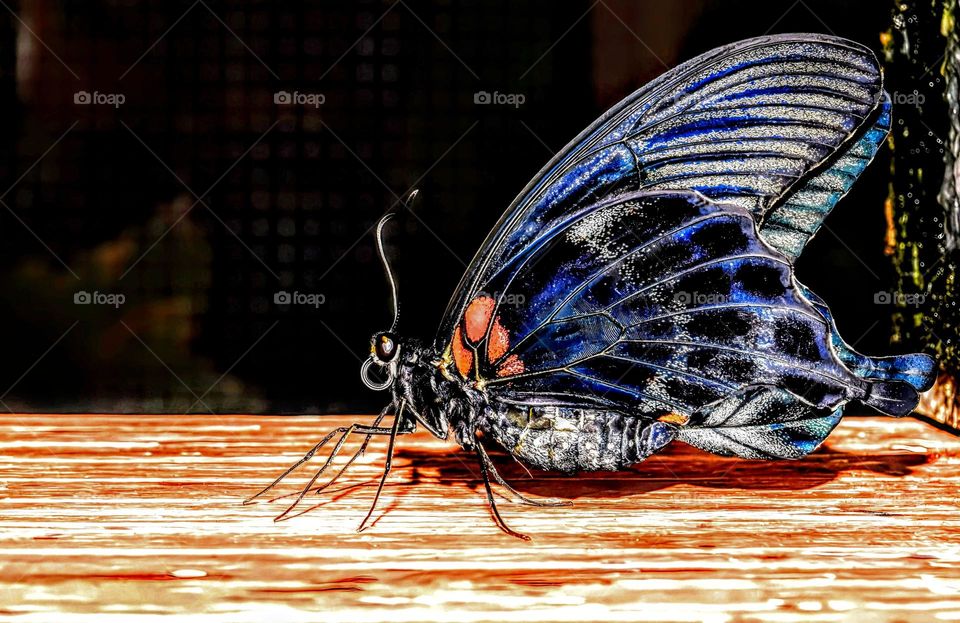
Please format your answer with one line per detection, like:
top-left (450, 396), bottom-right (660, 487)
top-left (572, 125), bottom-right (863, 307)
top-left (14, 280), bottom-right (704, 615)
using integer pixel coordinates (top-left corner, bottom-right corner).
top-left (437, 34), bottom-right (889, 354)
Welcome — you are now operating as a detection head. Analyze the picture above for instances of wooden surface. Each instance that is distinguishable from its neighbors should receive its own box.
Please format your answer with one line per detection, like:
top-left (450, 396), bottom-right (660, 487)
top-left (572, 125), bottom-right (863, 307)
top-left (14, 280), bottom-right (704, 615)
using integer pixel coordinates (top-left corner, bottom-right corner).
top-left (1, 414), bottom-right (959, 622)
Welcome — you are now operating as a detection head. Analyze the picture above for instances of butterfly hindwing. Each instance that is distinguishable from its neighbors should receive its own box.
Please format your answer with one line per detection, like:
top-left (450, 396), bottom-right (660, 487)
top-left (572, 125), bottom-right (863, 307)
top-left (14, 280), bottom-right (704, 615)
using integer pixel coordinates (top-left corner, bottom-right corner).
top-left (675, 385), bottom-right (845, 459)
top-left (796, 281), bottom-right (937, 398)
top-left (454, 190), bottom-right (866, 421)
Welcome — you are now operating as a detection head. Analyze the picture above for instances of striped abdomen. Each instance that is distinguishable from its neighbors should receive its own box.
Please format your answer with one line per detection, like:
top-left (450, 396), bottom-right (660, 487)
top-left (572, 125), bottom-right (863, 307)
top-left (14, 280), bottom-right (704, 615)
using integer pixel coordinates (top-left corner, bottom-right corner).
top-left (482, 405), bottom-right (675, 473)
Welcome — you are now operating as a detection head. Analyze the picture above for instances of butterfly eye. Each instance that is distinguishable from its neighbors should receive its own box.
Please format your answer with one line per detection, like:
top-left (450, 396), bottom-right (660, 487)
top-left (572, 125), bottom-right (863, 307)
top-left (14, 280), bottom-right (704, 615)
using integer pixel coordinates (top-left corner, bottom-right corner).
top-left (373, 332), bottom-right (398, 363)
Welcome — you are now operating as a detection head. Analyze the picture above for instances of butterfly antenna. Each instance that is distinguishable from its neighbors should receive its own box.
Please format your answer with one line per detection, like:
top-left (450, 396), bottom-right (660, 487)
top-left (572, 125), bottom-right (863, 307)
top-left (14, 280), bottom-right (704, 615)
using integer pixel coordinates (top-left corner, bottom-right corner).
top-left (376, 189), bottom-right (418, 332)
top-left (375, 213), bottom-right (399, 331)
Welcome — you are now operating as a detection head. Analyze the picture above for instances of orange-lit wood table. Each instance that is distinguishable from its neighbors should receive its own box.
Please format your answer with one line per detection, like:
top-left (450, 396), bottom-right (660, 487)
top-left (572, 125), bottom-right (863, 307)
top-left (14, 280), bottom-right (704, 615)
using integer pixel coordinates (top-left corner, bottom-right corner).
top-left (1, 413), bottom-right (959, 621)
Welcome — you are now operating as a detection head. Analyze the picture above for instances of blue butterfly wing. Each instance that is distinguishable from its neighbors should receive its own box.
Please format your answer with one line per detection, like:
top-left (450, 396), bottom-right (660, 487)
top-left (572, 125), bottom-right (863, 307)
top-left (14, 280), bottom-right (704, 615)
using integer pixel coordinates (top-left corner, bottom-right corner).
top-left (436, 35), bottom-right (934, 460)
top-left (455, 191), bottom-right (931, 459)
top-left (475, 190), bottom-right (866, 417)
top-left (438, 33), bottom-right (890, 350)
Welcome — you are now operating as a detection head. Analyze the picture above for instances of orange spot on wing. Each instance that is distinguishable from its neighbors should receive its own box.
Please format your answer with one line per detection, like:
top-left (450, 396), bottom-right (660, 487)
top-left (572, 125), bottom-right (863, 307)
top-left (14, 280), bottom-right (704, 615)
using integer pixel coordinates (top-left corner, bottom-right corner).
top-left (497, 354), bottom-right (525, 377)
top-left (658, 413), bottom-right (689, 425)
top-left (459, 294), bottom-right (523, 380)
top-left (451, 326), bottom-right (473, 378)
top-left (464, 296), bottom-right (496, 343)
top-left (487, 318), bottom-right (510, 361)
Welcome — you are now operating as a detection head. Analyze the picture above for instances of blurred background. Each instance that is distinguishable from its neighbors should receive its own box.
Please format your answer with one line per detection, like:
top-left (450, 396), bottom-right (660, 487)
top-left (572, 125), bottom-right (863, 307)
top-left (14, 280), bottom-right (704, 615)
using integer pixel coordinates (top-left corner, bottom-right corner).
top-left (0, 0), bottom-right (905, 413)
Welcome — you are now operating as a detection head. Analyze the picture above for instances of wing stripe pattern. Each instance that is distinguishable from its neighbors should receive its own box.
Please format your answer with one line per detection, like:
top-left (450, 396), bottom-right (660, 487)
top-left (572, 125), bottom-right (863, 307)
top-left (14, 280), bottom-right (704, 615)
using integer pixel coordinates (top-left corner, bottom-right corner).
top-left (500, 249), bottom-right (801, 360)
top-left (760, 93), bottom-right (892, 259)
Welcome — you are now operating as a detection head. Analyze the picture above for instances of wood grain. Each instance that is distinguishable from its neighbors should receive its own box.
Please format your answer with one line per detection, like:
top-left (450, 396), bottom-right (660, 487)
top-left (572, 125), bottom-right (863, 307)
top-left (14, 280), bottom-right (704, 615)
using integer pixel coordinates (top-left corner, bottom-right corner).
top-left (1, 413), bottom-right (959, 622)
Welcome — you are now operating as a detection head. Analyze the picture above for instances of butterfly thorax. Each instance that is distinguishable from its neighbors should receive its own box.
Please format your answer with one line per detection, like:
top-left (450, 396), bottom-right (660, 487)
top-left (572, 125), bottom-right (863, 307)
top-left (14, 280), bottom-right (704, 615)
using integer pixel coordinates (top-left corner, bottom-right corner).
top-left (392, 339), bottom-right (487, 449)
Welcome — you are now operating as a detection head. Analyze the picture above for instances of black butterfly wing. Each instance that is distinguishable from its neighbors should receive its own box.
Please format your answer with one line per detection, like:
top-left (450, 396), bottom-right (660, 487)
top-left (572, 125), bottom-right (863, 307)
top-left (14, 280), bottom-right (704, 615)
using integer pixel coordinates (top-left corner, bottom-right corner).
top-left (437, 33), bottom-right (889, 355)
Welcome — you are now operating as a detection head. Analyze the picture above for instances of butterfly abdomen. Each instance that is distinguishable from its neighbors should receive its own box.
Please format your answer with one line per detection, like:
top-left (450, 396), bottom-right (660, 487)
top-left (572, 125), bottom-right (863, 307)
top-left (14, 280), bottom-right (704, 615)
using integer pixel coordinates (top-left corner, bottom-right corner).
top-left (482, 405), bottom-right (675, 472)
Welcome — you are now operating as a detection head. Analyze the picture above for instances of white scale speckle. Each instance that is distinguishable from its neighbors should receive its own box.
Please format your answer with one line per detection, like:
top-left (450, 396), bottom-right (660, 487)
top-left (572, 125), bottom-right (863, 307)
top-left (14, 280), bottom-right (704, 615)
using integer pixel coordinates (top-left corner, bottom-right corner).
top-left (566, 203), bottom-right (638, 264)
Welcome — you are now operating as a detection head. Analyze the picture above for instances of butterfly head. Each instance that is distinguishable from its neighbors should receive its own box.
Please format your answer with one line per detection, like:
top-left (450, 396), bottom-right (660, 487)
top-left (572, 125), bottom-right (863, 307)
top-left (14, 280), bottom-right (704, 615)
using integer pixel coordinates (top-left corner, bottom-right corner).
top-left (361, 330), bottom-right (402, 391)
top-left (372, 331), bottom-right (400, 364)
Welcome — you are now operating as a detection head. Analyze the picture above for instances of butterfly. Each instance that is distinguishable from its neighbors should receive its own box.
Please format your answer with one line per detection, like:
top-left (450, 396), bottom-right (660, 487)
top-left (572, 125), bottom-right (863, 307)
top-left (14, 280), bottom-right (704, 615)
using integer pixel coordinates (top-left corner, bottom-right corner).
top-left (247, 33), bottom-right (937, 539)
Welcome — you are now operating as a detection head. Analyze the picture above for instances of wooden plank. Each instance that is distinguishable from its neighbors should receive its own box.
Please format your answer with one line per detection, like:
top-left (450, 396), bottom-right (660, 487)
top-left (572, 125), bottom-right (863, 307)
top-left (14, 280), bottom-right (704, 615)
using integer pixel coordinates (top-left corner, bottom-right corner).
top-left (0, 413), bottom-right (959, 621)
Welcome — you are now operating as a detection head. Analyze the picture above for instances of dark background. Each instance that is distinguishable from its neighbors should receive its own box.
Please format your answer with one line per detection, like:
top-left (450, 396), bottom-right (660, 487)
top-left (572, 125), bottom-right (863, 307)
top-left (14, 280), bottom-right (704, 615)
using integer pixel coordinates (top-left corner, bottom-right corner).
top-left (0, 0), bottom-right (898, 414)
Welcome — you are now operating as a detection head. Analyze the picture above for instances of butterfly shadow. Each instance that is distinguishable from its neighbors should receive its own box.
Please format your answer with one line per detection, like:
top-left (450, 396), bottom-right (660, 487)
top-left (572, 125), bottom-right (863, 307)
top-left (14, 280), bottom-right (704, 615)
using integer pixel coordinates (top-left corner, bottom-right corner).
top-left (393, 439), bottom-right (930, 502)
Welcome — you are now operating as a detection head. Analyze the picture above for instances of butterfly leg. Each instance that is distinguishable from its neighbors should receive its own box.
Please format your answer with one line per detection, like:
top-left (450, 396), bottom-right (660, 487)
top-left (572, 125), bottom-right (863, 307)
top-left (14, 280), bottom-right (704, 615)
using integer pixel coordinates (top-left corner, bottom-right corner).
top-left (476, 441), bottom-right (571, 508)
top-left (275, 414), bottom-right (400, 521)
top-left (357, 399), bottom-right (410, 533)
top-left (244, 425), bottom-right (353, 506)
top-left (272, 426), bottom-right (358, 521)
top-left (246, 405), bottom-right (395, 512)
top-left (474, 444), bottom-right (531, 540)
top-left (312, 409), bottom-right (389, 496)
